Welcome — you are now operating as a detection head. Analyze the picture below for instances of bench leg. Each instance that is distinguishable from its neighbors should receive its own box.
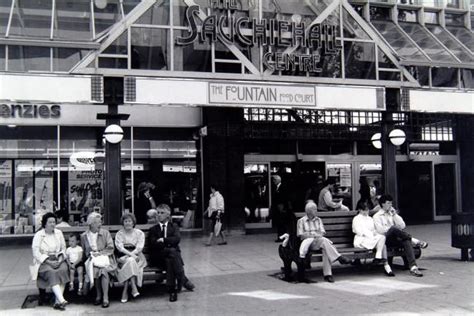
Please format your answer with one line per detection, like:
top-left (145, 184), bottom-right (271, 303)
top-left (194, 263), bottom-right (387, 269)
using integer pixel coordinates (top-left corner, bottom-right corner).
top-left (461, 248), bottom-right (469, 261)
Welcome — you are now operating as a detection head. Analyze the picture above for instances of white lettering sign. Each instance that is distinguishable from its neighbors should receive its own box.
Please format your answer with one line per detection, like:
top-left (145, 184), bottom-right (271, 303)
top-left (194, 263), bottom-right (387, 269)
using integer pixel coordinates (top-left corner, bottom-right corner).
top-left (209, 83), bottom-right (316, 107)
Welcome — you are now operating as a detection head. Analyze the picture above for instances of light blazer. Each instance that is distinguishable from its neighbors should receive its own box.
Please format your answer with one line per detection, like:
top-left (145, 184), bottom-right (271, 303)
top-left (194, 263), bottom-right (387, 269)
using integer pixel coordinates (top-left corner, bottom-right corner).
top-left (31, 228), bottom-right (66, 280)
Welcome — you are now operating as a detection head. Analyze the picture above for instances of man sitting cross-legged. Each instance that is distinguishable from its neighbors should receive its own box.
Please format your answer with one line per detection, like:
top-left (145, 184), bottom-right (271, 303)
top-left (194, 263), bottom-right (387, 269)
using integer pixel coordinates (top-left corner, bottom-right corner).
top-left (296, 202), bottom-right (353, 283)
top-left (148, 204), bottom-right (195, 302)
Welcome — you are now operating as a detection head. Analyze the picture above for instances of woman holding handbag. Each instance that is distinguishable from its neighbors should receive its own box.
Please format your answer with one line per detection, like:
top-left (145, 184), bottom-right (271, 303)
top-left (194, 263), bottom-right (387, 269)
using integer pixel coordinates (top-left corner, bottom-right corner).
top-left (81, 212), bottom-right (117, 308)
top-left (204, 184), bottom-right (227, 246)
top-left (31, 212), bottom-right (70, 311)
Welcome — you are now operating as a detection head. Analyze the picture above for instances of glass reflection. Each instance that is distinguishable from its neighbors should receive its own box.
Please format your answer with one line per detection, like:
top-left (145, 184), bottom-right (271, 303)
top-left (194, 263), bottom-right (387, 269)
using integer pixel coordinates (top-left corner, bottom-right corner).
top-left (344, 41), bottom-right (376, 79)
top-left (55, 0), bottom-right (93, 41)
top-left (131, 27), bottom-right (169, 70)
top-left (8, 0), bottom-right (52, 38)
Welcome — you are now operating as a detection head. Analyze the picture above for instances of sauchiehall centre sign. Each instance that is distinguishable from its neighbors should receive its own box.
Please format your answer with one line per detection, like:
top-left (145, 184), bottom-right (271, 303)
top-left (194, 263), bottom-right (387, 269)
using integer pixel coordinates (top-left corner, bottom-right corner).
top-left (176, 0), bottom-right (341, 73)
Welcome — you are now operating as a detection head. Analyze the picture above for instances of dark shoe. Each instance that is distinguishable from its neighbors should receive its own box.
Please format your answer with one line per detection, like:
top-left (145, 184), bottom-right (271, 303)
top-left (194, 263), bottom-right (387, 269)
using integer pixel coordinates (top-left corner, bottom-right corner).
top-left (297, 278), bottom-right (315, 284)
top-left (53, 303), bottom-right (66, 311)
top-left (102, 301), bottom-right (110, 308)
top-left (169, 292), bottom-right (178, 302)
top-left (372, 258), bottom-right (385, 265)
top-left (410, 267), bottom-right (423, 277)
top-left (384, 271), bottom-right (396, 277)
top-left (324, 275), bottom-right (335, 283)
top-left (337, 256), bottom-right (353, 265)
top-left (183, 280), bottom-right (195, 291)
top-left (217, 241), bottom-right (227, 245)
top-left (94, 299), bottom-right (102, 306)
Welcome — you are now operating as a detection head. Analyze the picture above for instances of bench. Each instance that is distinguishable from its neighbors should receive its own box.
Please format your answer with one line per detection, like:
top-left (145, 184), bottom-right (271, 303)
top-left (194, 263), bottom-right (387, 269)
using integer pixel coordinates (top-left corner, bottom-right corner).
top-left (294, 211), bottom-right (421, 268)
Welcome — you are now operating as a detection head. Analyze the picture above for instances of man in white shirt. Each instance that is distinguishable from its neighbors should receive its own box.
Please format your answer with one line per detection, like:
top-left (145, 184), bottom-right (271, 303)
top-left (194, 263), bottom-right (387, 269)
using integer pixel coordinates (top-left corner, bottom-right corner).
top-left (318, 178), bottom-right (349, 212)
top-left (373, 195), bottom-right (428, 277)
top-left (296, 202), bottom-right (352, 283)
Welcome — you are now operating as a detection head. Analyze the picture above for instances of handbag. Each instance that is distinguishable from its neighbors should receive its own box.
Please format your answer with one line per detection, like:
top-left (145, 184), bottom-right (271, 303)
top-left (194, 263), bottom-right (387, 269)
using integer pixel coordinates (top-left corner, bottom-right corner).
top-left (214, 219), bottom-right (222, 236)
top-left (91, 255), bottom-right (110, 268)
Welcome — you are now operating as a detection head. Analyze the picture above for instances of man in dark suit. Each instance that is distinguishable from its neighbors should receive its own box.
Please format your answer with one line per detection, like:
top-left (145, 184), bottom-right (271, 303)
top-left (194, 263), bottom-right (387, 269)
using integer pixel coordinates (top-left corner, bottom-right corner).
top-left (148, 204), bottom-right (194, 302)
top-left (271, 175), bottom-right (292, 242)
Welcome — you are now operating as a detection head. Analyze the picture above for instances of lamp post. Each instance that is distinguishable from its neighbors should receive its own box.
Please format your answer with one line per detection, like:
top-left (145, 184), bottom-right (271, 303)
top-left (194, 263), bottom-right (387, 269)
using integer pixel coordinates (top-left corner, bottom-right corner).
top-left (371, 112), bottom-right (406, 204)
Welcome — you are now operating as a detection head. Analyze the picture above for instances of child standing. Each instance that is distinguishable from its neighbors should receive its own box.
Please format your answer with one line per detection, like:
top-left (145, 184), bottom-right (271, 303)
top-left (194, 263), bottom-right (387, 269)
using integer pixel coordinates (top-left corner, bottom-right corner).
top-left (65, 234), bottom-right (84, 294)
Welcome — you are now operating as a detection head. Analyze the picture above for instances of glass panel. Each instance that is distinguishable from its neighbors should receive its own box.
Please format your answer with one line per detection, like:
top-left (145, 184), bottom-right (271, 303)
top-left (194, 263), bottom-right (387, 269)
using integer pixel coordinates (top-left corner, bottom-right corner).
top-left (398, 9), bottom-right (418, 23)
top-left (446, 26), bottom-right (474, 52)
top-left (93, 0), bottom-right (122, 36)
top-left (98, 57), bottom-right (127, 69)
top-left (445, 13), bottom-right (464, 26)
top-left (8, 0), bottom-right (52, 38)
top-left (358, 163), bottom-right (382, 211)
top-left (424, 12), bottom-right (438, 24)
top-left (55, 0), bottom-right (92, 41)
top-left (426, 25), bottom-right (474, 63)
top-left (378, 48), bottom-right (397, 68)
top-left (0, 160), bottom-right (13, 234)
top-left (344, 41), bottom-right (376, 79)
top-left (135, 1), bottom-right (169, 25)
top-left (53, 48), bottom-right (89, 72)
top-left (8, 46), bottom-right (50, 72)
top-left (371, 20), bottom-right (429, 62)
top-left (0, 1), bottom-right (11, 36)
top-left (173, 30), bottom-right (212, 72)
top-left (244, 164), bottom-right (269, 224)
top-left (432, 67), bottom-right (458, 87)
top-left (261, 0), bottom-right (324, 21)
top-left (103, 32), bottom-right (128, 54)
top-left (379, 71), bottom-right (401, 81)
top-left (411, 66), bottom-right (430, 86)
top-left (131, 27), bottom-right (169, 70)
top-left (343, 8), bottom-right (370, 39)
top-left (326, 163), bottom-right (353, 210)
top-left (0, 45), bottom-right (4, 71)
top-left (369, 6), bottom-right (391, 21)
top-left (435, 163), bottom-right (456, 216)
top-left (123, 0), bottom-right (142, 15)
top-left (399, 22), bottom-right (457, 63)
top-left (461, 69), bottom-right (474, 89)
top-left (445, 0), bottom-right (460, 9)
top-left (15, 160), bottom-right (34, 232)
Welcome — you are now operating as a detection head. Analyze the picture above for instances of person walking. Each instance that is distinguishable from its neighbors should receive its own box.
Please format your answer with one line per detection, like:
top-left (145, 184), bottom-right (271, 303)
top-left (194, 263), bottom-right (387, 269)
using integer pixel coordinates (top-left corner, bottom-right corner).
top-left (204, 184), bottom-right (227, 246)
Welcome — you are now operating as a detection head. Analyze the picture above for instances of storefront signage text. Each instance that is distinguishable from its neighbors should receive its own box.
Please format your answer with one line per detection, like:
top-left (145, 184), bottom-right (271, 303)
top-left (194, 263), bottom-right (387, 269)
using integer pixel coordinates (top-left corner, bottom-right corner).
top-left (176, 2), bottom-right (341, 73)
top-left (209, 82), bottom-right (316, 106)
top-left (0, 104), bottom-right (61, 119)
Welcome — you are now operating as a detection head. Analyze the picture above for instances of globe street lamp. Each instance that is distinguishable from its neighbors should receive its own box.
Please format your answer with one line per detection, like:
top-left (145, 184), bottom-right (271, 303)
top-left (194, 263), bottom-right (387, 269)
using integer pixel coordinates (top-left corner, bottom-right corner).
top-left (103, 124), bottom-right (124, 144)
top-left (388, 129), bottom-right (406, 146)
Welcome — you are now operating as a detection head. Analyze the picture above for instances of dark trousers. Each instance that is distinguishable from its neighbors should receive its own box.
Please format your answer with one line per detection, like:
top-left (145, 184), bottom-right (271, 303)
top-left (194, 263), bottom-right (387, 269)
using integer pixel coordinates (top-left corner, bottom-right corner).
top-left (151, 248), bottom-right (183, 292)
top-left (385, 226), bottom-right (416, 268)
top-left (278, 245), bottom-right (306, 281)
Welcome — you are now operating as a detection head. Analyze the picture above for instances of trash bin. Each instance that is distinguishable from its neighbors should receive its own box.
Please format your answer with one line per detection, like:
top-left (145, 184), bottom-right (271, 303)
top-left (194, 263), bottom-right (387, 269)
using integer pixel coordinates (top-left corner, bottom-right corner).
top-left (451, 213), bottom-right (474, 261)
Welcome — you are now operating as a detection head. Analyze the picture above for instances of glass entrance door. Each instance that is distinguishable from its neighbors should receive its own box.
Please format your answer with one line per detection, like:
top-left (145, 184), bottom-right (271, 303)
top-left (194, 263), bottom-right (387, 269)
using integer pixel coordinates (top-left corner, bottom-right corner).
top-left (434, 163), bottom-right (456, 220)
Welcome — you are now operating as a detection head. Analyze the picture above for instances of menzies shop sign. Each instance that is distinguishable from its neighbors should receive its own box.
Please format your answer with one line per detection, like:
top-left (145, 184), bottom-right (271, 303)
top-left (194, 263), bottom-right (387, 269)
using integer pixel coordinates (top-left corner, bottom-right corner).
top-left (176, 0), bottom-right (341, 73)
top-left (0, 104), bottom-right (61, 119)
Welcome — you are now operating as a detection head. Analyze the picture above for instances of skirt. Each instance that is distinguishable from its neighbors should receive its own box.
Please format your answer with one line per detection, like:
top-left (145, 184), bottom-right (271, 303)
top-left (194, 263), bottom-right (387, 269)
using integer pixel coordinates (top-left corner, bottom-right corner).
top-left (116, 253), bottom-right (147, 287)
top-left (37, 261), bottom-right (70, 289)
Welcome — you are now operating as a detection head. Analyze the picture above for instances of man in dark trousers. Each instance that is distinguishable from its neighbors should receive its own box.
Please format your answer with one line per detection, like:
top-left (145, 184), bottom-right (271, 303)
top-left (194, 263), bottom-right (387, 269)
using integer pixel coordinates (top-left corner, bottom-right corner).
top-left (271, 175), bottom-right (292, 242)
top-left (148, 204), bottom-right (195, 302)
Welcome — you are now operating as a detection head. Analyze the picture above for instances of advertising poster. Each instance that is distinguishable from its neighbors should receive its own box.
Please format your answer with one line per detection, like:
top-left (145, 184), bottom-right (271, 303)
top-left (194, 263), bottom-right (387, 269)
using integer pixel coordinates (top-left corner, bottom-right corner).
top-left (14, 160), bottom-right (34, 220)
top-left (68, 169), bottom-right (104, 217)
top-left (34, 160), bottom-right (54, 213)
top-left (0, 160), bottom-right (12, 214)
top-left (340, 168), bottom-right (352, 187)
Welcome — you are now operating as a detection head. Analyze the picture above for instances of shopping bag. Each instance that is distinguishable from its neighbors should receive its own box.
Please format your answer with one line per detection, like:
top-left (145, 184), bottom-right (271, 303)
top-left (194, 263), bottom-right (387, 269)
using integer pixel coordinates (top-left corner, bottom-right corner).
top-left (214, 219), bottom-right (222, 236)
top-left (91, 255), bottom-right (110, 268)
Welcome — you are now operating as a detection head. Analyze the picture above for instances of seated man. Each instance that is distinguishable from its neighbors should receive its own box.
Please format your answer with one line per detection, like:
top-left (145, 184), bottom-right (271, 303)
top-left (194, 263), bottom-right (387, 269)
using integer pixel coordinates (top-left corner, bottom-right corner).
top-left (318, 178), bottom-right (349, 212)
top-left (373, 195), bottom-right (428, 277)
top-left (148, 204), bottom-right (194, 302)
top-left (297, 202), bottom-right (352, 283)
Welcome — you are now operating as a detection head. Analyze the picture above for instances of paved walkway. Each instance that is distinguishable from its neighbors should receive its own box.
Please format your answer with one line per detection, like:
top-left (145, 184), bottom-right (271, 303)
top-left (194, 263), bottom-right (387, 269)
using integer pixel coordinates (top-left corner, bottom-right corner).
top-left (0, 223), bottom-right (473, 315)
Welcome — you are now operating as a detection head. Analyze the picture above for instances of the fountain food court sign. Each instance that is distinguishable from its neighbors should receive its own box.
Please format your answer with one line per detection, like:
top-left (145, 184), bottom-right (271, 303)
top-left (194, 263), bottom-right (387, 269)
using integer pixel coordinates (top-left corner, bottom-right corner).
top-left (176, 0), bottom-right (341, 73)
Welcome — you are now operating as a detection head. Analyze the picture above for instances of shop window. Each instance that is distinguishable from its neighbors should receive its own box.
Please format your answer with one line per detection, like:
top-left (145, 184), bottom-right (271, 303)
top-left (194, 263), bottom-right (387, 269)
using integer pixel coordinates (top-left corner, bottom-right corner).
top-left (8, 0), bottom-right (52, 38)
top-left (0, 160), bottom-right (13, 235)
top-left (431, 67), bottom-right (458, 88)
top-left (461, 69), bottom-right (474, 89)
top-left (55, 0), bottom-right (93, 41)
top-left (93, 0), bottom-right (122, 36)
top-left (344, 41), bottom-right (376, 79)
top-left (131, 27), bottom-right (169, 70)
top-left (0, 45), bottom-right (4, 71)
top-left (53, 48), bottom-right (89, 72)
top-left (358, 163), bottom-right (382, 210)
top-left (8, 46), bottom-right (51, 72)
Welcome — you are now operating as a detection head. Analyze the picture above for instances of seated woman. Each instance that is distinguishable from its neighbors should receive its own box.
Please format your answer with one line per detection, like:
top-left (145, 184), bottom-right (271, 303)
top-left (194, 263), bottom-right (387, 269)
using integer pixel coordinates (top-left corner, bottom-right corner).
top-left (81, 212), bottom-right (117, 308)
top-left (115, 213), bottom-right (147, 303)
top-left (31, 212), bottom-right (70, 311)
top-left (352, 200), bottom-right (394, 276)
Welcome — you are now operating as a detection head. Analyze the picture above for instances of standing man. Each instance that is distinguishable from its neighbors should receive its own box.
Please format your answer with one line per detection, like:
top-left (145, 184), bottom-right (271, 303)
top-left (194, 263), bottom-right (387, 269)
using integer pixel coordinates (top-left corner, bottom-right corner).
top-left (148, 204), bottom-right (194, 302)
top-left (373, 195), bottom-right (428, 277)
top-left (318, 178), bottom-right (349, 212)
top-left (297, 202), bottom-right (353, 283)
top-left (271, 175), bottom-right (291, 242)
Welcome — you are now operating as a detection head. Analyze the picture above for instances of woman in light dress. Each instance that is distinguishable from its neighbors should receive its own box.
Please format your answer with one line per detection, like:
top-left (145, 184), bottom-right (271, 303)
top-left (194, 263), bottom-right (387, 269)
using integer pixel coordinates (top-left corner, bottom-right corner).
top-left (31, 212), bottom-right (70, 310)
top-left (115, 213), bottom-right (147, 303)
top-left (352, 200), bottom-right (394, 276)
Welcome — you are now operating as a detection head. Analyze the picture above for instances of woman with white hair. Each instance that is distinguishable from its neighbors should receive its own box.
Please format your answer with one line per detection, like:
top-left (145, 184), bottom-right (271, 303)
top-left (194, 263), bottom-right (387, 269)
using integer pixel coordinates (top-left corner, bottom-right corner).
top-left (80, 212), bottom-right (117, 308)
